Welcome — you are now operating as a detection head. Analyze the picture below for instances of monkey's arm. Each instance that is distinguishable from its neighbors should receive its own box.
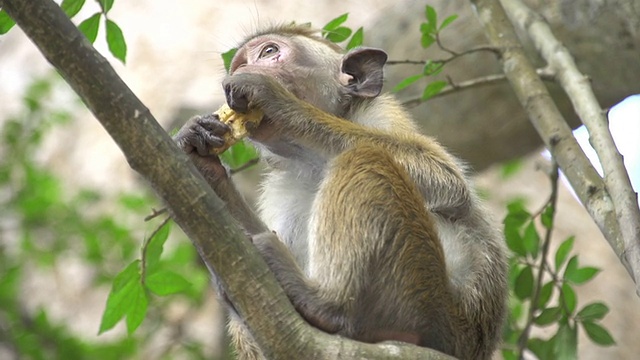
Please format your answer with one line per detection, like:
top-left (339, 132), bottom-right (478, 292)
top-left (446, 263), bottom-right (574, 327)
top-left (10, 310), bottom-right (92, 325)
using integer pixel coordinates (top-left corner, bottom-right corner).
top-left (174, 114), bottom-right (268, 235)
top-left (251, 232), bottom-right (345, 334)
top-left (224, 73), bottom-right (471, 218)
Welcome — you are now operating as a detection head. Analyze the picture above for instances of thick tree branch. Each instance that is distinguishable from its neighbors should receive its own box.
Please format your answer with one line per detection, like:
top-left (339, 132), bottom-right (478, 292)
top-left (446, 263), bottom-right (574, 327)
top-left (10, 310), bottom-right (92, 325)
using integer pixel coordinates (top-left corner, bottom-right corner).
top-left (0, 0), bottom-right (453, 358)
top-left (502, 0), bottom-right (640, 294)
top-left (469, 0), bottom-right (640, 294)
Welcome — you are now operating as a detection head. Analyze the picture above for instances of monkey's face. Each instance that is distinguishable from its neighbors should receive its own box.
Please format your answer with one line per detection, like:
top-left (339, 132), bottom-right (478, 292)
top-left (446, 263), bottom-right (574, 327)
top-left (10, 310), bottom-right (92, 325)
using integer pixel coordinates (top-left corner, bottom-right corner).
top-left (229, 34), bottom-right (347, 115)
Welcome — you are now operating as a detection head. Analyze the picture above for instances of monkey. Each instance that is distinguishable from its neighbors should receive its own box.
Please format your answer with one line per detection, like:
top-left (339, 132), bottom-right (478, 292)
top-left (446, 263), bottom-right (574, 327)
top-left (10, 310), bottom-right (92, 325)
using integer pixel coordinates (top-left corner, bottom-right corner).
top-left (174, 24), bottom-right (508, 360)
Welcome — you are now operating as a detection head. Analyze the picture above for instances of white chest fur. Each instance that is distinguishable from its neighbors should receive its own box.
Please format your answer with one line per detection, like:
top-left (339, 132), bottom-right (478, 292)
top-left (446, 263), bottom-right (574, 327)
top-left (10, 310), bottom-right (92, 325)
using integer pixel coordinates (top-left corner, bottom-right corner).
top-left (258, 170), bottom-right (319, 270)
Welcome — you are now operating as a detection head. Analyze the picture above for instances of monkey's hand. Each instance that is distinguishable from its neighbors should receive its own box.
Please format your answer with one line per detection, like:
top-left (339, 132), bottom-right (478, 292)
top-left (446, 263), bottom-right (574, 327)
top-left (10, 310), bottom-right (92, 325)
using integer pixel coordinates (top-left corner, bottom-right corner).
top-left (174, 113), bottom-right (231, 156)
top-left (173, 113), bottom-right (232, 180)
top-left (222, 73), bottom-right (284, 113)
top-left (222, 73), bottom-right (300, 139)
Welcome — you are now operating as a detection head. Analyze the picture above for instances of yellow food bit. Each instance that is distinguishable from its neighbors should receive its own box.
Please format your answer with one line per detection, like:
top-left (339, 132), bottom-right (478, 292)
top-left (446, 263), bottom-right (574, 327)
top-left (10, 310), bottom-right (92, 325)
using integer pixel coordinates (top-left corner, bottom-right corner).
top-left (210, 103), bottom-right (264, 154)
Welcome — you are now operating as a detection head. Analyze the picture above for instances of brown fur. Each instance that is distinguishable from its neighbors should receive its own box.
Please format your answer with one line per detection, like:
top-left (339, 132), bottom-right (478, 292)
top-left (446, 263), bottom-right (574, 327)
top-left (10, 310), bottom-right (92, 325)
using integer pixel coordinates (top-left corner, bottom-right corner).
top-left (174, 25), bottom-right (508, 360)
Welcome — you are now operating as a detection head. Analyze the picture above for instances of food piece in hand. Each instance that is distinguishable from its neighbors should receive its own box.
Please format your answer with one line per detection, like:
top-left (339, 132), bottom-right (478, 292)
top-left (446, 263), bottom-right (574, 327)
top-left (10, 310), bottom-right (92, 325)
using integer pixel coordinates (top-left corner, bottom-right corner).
top-left (211, 103), bottom-right (264, 154)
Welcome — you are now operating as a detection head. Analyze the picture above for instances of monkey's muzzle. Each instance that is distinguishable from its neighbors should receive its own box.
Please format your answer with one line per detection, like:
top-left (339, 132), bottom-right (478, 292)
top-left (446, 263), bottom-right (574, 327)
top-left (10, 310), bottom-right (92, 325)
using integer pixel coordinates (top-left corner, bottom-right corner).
top-left (210, 103), bottom-right (264, 154)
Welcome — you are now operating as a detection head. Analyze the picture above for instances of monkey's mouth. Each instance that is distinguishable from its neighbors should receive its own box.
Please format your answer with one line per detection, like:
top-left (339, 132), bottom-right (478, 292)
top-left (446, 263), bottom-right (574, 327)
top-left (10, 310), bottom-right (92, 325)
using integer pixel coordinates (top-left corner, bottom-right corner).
top-left (246, 116), bottom-right (276, 142)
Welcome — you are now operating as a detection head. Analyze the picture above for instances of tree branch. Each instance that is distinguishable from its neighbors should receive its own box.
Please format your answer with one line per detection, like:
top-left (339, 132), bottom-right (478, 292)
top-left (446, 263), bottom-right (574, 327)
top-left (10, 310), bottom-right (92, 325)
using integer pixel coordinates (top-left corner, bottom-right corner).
top-left (0, 0), bottom-right (454, 357)
top-left (502, 0), bottom-right (640, 294)
top-left (401, 68), bottom-right (554, 108)
top-left (469, 0), bottom-right (640, 294)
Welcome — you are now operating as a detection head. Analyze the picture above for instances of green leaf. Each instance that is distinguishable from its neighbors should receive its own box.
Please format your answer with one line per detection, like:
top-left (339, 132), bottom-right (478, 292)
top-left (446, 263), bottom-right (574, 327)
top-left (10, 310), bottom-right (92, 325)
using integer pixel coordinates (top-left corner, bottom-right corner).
top-left (523, 221), bottom-right (540, 257)
top-left (501, 349), bottom-right (517, 360)
top-left (78, 13), bottom-right (101, 43)
top-left (392, 74), bottom-right (423, 93)
top-left (577, 302), bottom-right (609, 322)
top-left (323, 13), bottom-right (348, 31)
top-left (500, 159), bottom-right (522, 179)
top-left (514, 266), bottom-right (534, 300)
top-left (346, 27), bottom-right (364, 50)
top-left (554, 323), bottom-right (578, 360)
top-left (563, 255), bottom-right (578, 279)
top-left (528, 337), bottom-right (554, 360)
top-left (537, 280), bottom-right (554, 308)
top-left (100, 0), bottom-right (115, 13)
top-left (505, 228), bottom-right (525, 255)
top-left (507, 261), bottom-right (522, 288)
top-left (503, 201), bottom-right (530, 256)
top-left (555, 236), bottom-right (574, 270)
top-left (145, 221), bottom-right (172, 272)
top-left (505, 200), bottom-right (531, 225)
top-left (566, 266), bottom-right (599, 284)
top-left (0, 10), bottom-right (16, 34)
top-left (145, 269), bottom-right (192, 296)
top-left (105, 19), bottom-right (127, 63)
top-left (110, 260), bottom-right (141, 298)
top-left (420, 33), bottom-right (435, 48)
top-left (118, 193), bottom-right (149, 211)
top-left (439, 14), bottom-right (458, 30)
top-left (125, 284), bottom-right (148, 334)
top-left (534, 306), bottom-right (561, 326)
top-left (561, 282), bottom-right (577, 314)
top-left (220, 140), bottom-right (258, 169)
top-left (99, 261), bottom-right (141, 334)
top-left (325, 27), bottom-right (352, 43)
top-left (541, 203), bottom-right (555, 229)
top-left (61, 0), bottom-right (86, 18)
top-left (425, 5), bottom-right (437, 29)
top-left (222, 48), bottom-right (237, 73)
top-left (421, 80), bottom-right (447, 100)
top-left (582, 321), bottom-right (615, 346)
top-left (422, 61), bottom-right (444, 76)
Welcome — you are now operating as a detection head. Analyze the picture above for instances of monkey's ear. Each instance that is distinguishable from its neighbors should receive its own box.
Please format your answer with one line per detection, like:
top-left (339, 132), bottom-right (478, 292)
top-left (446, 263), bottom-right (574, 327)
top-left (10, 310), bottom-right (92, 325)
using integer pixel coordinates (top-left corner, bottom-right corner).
top-left (341, 48), bottom-right (388, 98)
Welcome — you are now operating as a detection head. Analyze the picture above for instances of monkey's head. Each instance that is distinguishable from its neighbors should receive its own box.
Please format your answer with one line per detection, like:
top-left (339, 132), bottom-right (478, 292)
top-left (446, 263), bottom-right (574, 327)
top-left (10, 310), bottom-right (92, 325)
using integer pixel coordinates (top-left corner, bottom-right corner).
top-left (228, 24), bottom-right (388, 116)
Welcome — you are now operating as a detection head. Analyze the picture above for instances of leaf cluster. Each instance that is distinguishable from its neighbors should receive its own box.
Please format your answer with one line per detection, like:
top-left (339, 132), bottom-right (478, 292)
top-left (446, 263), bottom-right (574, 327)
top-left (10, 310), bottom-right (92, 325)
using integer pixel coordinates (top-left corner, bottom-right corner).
top-left (391, 5), bottom-right (457, 100)
top-left (0, 74), bottom-right (211, 359)
top-left (502, 197), bottom-right (614, 359)
top-left (1, 0), bottom-right (127, 62)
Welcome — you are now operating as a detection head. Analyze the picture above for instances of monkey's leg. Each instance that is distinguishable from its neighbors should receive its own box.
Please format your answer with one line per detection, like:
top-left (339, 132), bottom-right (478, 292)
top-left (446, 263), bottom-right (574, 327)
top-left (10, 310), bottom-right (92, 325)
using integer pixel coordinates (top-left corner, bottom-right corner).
top-left (253, 144), bottom-right (457, 349)
top-left (309, 144), bottom-right (457, 348)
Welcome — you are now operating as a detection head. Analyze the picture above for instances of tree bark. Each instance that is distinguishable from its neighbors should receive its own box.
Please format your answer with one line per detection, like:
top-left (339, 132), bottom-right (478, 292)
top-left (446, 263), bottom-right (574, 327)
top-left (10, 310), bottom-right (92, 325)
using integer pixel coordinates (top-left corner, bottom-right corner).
top-left (469, 0), bottom-right (640, 292)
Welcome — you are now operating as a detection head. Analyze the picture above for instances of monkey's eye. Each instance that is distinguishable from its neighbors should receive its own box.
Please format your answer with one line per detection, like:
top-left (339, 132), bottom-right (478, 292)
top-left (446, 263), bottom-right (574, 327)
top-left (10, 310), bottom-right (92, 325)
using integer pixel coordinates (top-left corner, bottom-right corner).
top-left (259, 44), bottom-right (279, 59)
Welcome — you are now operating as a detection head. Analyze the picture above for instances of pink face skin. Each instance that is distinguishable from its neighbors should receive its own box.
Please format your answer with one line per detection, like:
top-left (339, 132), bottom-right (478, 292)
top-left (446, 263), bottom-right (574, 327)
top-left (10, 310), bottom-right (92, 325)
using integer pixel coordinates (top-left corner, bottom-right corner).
top-left (230, 36), bottom-right (293, 74)
top-left (229, 35), bottom-right (350, 110)
top-left (227, 34), bottom-right (351, 146)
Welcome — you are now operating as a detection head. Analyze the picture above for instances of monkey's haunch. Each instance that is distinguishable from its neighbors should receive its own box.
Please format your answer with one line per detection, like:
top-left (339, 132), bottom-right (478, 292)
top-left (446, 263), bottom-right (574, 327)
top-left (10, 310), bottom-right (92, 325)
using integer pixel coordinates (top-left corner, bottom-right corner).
top-left (210, 103), bottom-right (264, 154)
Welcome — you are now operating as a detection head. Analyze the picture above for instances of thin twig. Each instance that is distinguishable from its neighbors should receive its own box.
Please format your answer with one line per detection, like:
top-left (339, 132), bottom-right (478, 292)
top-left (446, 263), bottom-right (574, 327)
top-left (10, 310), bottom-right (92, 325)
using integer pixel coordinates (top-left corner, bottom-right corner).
top-left (435, 33), bottom-right (459, 56)
top-left (516, 161), bottom-right (559, 357)
top-left (229, 157), bottom-right (260, 175)
top-left (386, 45), bottom-right (499, 66)
top-left (140, 216), bottom-right (172, 282)
top-left (386, 60), bottom-right (426, 65)
top-left (145, 207), bottom-right (168, 221)
top-left (401, 68), bottom-right (554, 108)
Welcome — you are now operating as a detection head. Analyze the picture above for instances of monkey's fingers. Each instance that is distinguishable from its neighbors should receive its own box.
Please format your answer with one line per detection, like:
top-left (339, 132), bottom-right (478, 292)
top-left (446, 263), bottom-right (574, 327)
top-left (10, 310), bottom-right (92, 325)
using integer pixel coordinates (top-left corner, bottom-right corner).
top-left (210, 103), bottom-right (264, 155)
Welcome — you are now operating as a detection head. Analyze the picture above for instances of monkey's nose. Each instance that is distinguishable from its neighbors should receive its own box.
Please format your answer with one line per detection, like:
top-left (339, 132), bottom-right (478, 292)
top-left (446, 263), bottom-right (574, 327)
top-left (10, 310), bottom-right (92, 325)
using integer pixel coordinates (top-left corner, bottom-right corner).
top-left (224, 85), bottom-right (249, 114)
